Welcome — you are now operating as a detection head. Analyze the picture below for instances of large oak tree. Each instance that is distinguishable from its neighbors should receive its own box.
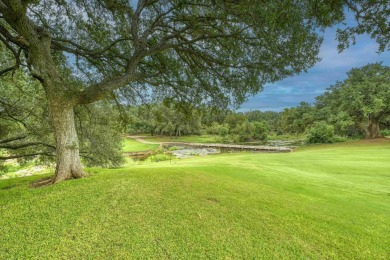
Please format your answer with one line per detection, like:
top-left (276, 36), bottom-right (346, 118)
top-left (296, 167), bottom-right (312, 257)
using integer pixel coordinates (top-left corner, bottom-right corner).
top-left (316, 63), bottom-right (390, 138)
top-left (0, 0), bottom-right (388, 183)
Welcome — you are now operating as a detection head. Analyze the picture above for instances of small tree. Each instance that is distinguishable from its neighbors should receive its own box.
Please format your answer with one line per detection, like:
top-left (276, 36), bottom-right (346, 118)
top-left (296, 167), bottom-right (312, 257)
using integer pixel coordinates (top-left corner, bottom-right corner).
top-left (306, 122), bottom-right (335, 144)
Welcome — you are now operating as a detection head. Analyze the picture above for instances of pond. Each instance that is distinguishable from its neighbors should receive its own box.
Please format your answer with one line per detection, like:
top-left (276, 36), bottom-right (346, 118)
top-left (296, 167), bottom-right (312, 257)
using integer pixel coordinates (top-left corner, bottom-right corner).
top-left (128, 139), bottom-right (303, 161)
top-left (259, 139), bottom-right (305, 147)
top-left (128, 146), bottom-right (220, 161)
top-left (170, 147), bottom-right (220, 159)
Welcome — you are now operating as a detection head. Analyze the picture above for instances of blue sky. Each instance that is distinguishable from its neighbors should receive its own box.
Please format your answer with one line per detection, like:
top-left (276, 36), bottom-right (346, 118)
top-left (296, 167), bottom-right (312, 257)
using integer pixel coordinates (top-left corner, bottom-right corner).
top-left (239, 27), bottom-right (390, 112)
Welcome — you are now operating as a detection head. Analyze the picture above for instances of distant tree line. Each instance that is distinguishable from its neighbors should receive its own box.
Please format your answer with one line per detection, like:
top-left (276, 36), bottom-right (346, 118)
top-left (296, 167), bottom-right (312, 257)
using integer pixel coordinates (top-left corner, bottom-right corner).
top-left (128, 63), bottom-right (390, 143)
top-left (126, 103), bottom-right (270, 143)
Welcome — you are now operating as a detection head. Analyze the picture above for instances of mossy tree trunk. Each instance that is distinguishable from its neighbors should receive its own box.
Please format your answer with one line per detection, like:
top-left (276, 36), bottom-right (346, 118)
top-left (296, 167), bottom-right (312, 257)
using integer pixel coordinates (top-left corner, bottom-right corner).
top-left (49, 104), bottom-right (85, 183)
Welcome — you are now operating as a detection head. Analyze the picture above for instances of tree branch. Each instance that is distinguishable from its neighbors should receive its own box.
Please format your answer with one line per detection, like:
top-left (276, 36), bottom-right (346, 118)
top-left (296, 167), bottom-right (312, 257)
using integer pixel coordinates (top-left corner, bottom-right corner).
top-left (51, 37), bottom-right (131, 59)
top-left (0, 23), bottom-right (29, 49)
top-left (131, 0), bottom-right (147, 50)
top-left (0, 142), bottom-right (56, 150)
top-left (0, 134), bottom-right (27, 144)
top-left (0, 152), bottom-right (54, 160)
top-left (0, 65), bottom-right (18, 76)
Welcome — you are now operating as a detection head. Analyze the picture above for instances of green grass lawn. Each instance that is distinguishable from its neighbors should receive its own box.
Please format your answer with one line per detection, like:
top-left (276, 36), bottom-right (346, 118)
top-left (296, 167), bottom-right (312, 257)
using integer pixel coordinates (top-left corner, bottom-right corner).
top-left (122, 137), bottom-right (159, 152)
top-left (1, 139), bottom-right (389, 258)
top-left (143, 134), bottom-right (220, 143)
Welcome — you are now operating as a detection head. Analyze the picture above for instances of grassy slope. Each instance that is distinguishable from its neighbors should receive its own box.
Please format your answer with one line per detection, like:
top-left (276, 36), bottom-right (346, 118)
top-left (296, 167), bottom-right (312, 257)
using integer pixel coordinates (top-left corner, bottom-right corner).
top-left (1, 139), bottom-right (389, 258)
top-left (122, 138), bottom-right (159, 152)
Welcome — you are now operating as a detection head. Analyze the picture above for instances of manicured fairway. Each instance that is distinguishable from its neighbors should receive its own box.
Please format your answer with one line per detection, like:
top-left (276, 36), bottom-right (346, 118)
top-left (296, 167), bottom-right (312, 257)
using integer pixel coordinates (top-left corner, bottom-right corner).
top-left (122, 137), bottom-right (159, 152)
top-left (0, 139), bottom-right (389, 258)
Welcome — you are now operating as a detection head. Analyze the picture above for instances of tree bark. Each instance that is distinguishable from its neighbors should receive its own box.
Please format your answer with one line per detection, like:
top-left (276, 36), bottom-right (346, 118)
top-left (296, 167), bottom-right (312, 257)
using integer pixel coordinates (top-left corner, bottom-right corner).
top-left (366, 119), bottom-right (382, 138)
top-left (49, 105), bottom-right (85, 183)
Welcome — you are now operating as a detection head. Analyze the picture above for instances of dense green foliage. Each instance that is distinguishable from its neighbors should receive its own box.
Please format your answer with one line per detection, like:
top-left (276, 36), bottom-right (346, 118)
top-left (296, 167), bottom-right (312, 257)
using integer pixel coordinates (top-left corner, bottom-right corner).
top-left (127, 103), bottom-right (202, 137)
top-left (128, 104), bottom-right (270, 143)
top-left (316, 63), bottom-right (390, 138)
top-left (381, 129), bottom-right (390, 137)
top-left (306, 122), bottom-right (335, 144)
top-left (244, 110), bottom-right (281, 133)
top-left (278, 63), bottom-right (390, 140)
top-left (279, 102), bottom-right (314, 134)
top-left (0, 71), bottom-right (125, 167)
top-left (0, 72), bottom-right (54, 160)
top-left (1, 140), bottom-right (389, 258)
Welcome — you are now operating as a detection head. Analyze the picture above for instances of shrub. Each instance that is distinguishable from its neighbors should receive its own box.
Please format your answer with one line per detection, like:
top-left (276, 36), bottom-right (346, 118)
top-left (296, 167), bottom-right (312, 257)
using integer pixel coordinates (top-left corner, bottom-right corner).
top-left (148, 154), bottom-right (171, 162)
top-left (252, 121), bottom-right (268, 141)
top-left (381, 129), bottom-right (390, 137)
top-left (168, 146), bottom-right (181, 151)
top-left (230, 121), bottom-right (252, 142)
top-left (231, 121), bottom-right (268, 142)
top-left (230, 134), bottom-right (242, 143)
top-left (206, 122), bottom-right (229, 136)
top-left (306, 122), bottom-right (335, 144)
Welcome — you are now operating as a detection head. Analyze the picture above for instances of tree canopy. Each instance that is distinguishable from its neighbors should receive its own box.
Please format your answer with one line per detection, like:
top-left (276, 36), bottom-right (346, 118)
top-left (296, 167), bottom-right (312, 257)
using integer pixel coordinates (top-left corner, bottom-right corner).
top-left (316, 63), bottom-right (390, 138)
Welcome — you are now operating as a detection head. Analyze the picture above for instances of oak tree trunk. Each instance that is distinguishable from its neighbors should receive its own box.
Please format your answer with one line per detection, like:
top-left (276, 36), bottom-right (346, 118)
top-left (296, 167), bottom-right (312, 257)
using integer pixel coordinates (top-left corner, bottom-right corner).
top-left (50, 105), bottom-right (85, 183)
top-left (366, 119), bottom-right (382, 138)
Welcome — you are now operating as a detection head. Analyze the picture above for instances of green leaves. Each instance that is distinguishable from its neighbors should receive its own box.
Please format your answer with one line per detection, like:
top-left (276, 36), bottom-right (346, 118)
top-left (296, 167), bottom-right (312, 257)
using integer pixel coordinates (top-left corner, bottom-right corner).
top-left (315, 63), bottom-right (390, 138)
top-left (337, 0), bottom-right (390, 53)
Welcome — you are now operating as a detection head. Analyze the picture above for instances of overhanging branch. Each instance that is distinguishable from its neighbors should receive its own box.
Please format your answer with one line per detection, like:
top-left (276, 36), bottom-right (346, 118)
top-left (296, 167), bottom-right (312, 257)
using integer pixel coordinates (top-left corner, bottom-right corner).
top-left (0, 142), bottom-right (56, 150)
top-left (0, 152), bottom-right (55, 160)
top-left (0, 134), bottom-right (27, 144)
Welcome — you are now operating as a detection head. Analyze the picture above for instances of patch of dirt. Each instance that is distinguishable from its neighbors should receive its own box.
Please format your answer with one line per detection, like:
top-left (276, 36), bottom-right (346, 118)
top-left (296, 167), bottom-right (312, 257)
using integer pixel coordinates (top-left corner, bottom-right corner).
top-left (206, 197), bottom-right (220, 204)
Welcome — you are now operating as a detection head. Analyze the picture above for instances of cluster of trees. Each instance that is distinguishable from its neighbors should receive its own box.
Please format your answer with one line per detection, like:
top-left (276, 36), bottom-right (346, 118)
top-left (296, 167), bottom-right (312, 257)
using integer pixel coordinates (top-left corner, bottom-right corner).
top-left (279, 63), bottom-right (390, 140)
top-left (1, 0), bottom-right (389, 183)
top-left (127, 104), bottom-right (270, 142)
top-left (127, 103), bottom-right (202, 137)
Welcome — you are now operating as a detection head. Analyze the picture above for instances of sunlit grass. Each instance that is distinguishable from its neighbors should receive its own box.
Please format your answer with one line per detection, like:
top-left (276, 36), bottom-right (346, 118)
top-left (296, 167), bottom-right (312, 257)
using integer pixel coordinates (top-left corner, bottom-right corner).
top-left (0, 139), bottom-right (389, 258)
top-left (122, 137), bottom-right (159, 152)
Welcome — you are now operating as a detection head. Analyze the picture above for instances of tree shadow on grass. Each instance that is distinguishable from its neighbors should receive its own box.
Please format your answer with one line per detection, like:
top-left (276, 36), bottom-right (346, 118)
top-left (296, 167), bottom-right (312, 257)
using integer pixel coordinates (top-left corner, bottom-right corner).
top-left (30, 176), bottom-right (55, 188)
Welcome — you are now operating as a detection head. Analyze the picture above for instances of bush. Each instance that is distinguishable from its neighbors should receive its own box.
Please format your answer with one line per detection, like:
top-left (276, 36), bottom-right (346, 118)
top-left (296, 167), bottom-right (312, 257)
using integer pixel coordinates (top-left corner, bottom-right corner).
top-left (229, 121), bottom-right (251, 142)
top-left (231, 121), bottom-right (268, 142)
top-left (381, 129), bottom-right (390, 137)
top-left (206, 122), bottom-right (229, 136)
top-left (306, 122), bottom-right (335, 144)
top-left (252, 121), bottom-right (268, 141)
top-left (148, 154), bottom-right (171, 162)
top-left (168, 146), bottom-right (181, 151)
